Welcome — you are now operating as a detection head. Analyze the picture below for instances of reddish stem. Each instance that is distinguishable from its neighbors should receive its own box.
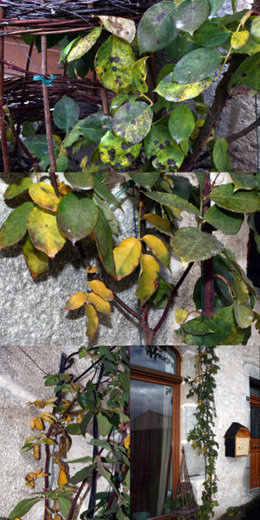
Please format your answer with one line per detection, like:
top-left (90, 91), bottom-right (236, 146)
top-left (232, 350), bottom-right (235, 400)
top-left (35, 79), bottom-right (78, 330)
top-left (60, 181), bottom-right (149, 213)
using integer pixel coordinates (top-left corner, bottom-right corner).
top-left (0, 8), bottom-right (10, 172)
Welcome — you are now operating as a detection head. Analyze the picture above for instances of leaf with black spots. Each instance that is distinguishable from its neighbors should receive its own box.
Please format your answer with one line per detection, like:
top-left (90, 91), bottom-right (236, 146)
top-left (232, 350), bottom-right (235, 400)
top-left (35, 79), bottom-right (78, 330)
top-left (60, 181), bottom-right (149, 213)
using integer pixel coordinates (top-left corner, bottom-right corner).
top-left (144, 125), bottom-right (173, 159)
top-left (137, 1), bottom-right (176, 54)
top-left (112, 102), bottom-right (153, 144)
top-left (95, 35), bottom-right (136, 93)
top-left (99, 16), bottom-right (136, 43)
top-left (155, 73), bottom-right (212, 102)
top-left (152, 143), bottom-right (184, 171)
top-left (99, 130), bottom-right (141, 168)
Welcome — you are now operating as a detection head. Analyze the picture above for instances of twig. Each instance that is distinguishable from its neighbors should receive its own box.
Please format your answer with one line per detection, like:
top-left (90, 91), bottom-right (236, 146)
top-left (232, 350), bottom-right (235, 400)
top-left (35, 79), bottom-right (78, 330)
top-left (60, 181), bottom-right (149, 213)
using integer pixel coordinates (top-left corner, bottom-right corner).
top-left (113, 292), bottom-right (139, 320)
top-left (153, 262), bottom-right (194, 337)
top-left (41, 24), bottom-right (59, 197)
top-left (227, 115), bottom-right (260, 143)
top-left (100, 87), bottom-right (109, 116)
top-left (0, 7), bottom-right (9, 172)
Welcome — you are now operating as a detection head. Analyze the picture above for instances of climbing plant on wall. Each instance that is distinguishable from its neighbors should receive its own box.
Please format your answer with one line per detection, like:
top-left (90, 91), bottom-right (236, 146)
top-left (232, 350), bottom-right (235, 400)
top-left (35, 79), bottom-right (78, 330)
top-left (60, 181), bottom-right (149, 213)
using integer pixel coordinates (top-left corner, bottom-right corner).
top-left (1, 0), bottom-right (260, 346)
top-left (4, 346), bottom-right (129, 520)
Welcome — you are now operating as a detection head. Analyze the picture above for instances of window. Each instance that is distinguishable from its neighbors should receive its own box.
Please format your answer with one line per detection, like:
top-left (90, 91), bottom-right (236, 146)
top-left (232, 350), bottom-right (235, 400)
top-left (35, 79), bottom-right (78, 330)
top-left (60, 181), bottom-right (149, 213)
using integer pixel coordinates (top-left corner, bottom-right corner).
top-left (130, 346), bottom-right (182, 520)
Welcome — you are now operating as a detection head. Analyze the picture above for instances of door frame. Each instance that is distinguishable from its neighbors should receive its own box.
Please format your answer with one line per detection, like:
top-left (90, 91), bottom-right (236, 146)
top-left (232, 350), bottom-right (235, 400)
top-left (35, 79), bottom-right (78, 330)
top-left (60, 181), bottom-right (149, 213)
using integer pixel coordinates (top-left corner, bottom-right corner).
top-left (130, 347), bottom-right (182, 519)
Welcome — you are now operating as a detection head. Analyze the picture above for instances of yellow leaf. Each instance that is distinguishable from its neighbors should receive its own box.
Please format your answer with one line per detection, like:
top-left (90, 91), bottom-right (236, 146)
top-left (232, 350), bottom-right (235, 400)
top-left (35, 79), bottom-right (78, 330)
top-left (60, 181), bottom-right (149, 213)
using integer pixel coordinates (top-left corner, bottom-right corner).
top-left (88, 280), bottom-right (113, 301)
top-left (40, 412), bottom-right (56, 423)
top-left (29, 182), bottom-right (60, 212)
top-left (23, 234), bottom-right (49, 278)
top-left (143, 213), bottom-right (172, 236)
top-left (33, 444), bottom-right (41, 460)
top-left (142, 234), bottom-right (170, 268)
top-left (175, 307), bottom-right (188, 324)
top-left (67, 26), bottom-right (102, 62)
top-left (99, 16), bottom-right (136, 43)
top-left (27, 206), bottom-right (66, 258)
top-left (26, 397), bottom-right (57, 409)
top-left (113, 237), bottom-right (142, 281)
top-left (136, 253), bottom-right (160, 306)
top-left (58, 468), bottom-right (68, 486)
top-left (58, 181), bottom-right (72, 196)
top-left (31, 417), bottom-right (45, 431)
top-left (85, 303), bottom-right (99, 341)
top-left (88, 293), bottom-right (111, 315)
top-left (231, 30), bottom-right (250, 49)
top-left (65, 291), bottom-right (87, 311)
top-left (88, 265), bottom-right (98, 274)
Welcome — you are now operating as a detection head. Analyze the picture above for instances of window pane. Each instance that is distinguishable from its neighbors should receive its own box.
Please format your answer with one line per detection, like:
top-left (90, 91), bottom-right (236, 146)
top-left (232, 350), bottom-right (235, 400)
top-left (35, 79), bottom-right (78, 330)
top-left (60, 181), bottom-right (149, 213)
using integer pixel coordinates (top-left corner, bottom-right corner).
top-left (131, 379), bottom-right (173, 518)
top-left (130, 346), bottom-right (177, 374)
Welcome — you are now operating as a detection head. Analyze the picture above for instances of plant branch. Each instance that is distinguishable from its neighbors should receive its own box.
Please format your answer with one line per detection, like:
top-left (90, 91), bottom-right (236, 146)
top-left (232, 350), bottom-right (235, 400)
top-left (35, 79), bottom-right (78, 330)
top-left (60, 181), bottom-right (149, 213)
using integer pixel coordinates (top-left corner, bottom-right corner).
top-left (153, 262), bottom-right (194, 336)
top-left (41, 28), bottom-right (59, 197)
top-left (227, 115), bottom-right (260, 143)
top-left (0, 7), bottom-right (9, 172)
top-left (113, 292), bottom-right (139, 320)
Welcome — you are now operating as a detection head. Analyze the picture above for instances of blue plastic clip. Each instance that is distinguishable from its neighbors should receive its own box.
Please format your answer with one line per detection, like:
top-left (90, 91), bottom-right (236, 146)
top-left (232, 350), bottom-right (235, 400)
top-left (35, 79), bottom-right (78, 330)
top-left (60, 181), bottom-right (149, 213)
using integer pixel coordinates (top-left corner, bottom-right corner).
top-left (33, 74), bottom-right (56, 87)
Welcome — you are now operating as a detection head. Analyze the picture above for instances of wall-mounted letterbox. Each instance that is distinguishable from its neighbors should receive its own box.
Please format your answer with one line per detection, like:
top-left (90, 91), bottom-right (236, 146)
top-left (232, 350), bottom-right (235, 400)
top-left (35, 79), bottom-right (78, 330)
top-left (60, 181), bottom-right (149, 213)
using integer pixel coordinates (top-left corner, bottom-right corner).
top-left (224, 422), bottom-right (251, 457)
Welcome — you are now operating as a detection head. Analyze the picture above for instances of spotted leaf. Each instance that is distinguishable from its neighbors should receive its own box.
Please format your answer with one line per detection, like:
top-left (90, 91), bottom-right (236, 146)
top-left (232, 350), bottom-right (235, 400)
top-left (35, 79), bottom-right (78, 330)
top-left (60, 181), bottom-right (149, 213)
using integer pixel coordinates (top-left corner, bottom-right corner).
top-left (99, 16), bottom-right (136, 43)
top-left (155, 73), bottom-right (212, 102)
top-left (95, 35), bottom-right (136, 93)
top-left (137, 1), bottom-right (176, 54)
top-left (112, 102), bottom-right (153, 144)
top-left (99, 130), bottom-right (141, 168)
top-left (152, 143), bottom-right (184, 171)
top-left (67, 27), bottom-right (102, 62)
top-left (172, 227), bottom-right (224, 264)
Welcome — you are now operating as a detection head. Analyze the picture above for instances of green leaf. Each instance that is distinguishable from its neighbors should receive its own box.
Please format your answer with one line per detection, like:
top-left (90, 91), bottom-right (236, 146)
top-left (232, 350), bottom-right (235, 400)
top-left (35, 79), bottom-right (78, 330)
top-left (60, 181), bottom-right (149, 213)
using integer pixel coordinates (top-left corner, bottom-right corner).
top-left (145, 190), bottom-right (200, 216)
top-left (213, 137), bottom-right (228, 171)
top-left (95, 35), bottom-right (136, 93)
top-left (208, 0), bottom-right (225, 17)
top-left (183, 319), bottom-right (214, 335)
top-left (110, 92), bottom-right (138, 116)
top-left (23, 234), bottom-right (49, 277)
top-left (53, 96), bottom-right (80, 133)
top-left (172, 227), bottom-right (224, 263)
top-left (192, 21), bottom-right (231, 47)
top-left (0, 202), bottom-right (34, 249)
top-left (204, 205), bottom-right (244, 235)
top-left (251, 16), bottom-right (260, 43)
top-left (94, 196), bottom-right (119, 236)
top-left (78, 113), bottom-right (112, 145)
top-left (180, 307), bottom-right (233, 346)
top-left (174, 0), bottom-right (209, 35)
top-left (155, 73), bottom-right (212, 102)
top-left (25, 135), bottom-right (58, 165)
top-left (67, 27), bottom-right (102, 62)
top-left (99, 16), bottom-right (136, 43)
top-left (9, 497), bottom-right (41, 520)
top-left (66, 423), bottom-right (81, 435)
top-left (58, 497), bottom-right (72, 518)
top-left (210, 184), bottom-right (260, 213)
top-left (4, 177), bottom-right (33, 200)
top-left (223, 248), bottom-right (257, 297)
top-left (152, 143), bottom-right (184, 171)
top-left (70, 464), bottom-right (96, 485)
top-left (93, 207), bottom-right (116, 276)
top-left (99, 130), bottom-right (141, 168)
top-left (27, 207), bottom-right (66, 258)
top-left (129, 171), bottom-right (160, 188)
top-left (173, 48), bottom-right (222, 84)
top-left (137, 1), bottom-right (176, 54)
top-left (64, 170), bottom-right (94, 190)
top-left (168, 104), bottom-right (195, 143)
top-left (98, 413), bottom-right (113, 436)
top-left (230, 172), bottom-right (259, 192)
top-left (144, 125), bottom-right (173, 159)
top-left (228, 52), bottom-right (260, 94)
top-left (233, 301), bottom-right (255, 329)
top-left (112, 102), bottom-right (153, 144)
top-left (57, 192), bottom-right (98, 245)
top-left (93, 176), bottom-right (121, 208)
top-left (22, 121), bottom-right (35, 137)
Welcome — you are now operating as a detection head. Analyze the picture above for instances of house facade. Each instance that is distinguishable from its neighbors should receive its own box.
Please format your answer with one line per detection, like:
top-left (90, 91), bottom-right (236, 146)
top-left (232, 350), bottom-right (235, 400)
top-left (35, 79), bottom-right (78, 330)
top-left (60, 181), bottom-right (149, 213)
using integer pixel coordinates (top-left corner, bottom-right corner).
top-left (130, 345), bottom-right (260, 520)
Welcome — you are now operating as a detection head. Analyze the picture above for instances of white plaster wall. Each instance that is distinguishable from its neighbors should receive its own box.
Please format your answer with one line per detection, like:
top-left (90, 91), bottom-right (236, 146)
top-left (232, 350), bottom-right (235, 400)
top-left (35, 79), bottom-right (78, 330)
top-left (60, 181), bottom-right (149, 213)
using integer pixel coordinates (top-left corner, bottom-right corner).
top-left (179, 344), bottom-right (260, 519)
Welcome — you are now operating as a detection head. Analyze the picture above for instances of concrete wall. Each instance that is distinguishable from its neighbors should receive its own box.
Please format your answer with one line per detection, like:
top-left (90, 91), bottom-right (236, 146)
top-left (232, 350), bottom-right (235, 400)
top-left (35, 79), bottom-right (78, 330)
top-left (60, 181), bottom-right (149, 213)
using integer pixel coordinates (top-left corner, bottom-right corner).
top-left (180, 344), bottom-right (259, 519)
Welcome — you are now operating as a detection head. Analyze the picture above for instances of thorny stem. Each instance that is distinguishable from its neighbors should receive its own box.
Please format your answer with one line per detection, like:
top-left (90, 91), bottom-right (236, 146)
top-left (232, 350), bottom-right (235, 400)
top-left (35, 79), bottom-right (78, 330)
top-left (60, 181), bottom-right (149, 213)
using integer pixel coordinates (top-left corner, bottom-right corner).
top-left (0, 7), bottom-right (10, 172)
top-left (41, 27), bottom-right (59, 197)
